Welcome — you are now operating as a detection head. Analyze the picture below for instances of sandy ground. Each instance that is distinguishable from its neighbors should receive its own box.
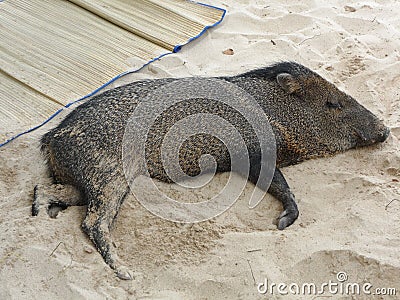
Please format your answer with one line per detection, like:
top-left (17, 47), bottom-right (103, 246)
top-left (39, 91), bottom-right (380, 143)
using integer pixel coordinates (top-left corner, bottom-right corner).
top-left (1, 0), bottom-right (400, 299)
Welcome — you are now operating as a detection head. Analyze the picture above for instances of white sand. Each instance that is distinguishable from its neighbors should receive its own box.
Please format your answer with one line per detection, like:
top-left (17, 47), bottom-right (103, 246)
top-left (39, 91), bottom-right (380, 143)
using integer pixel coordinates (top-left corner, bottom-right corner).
top-left (1, 0), bottom-right (399, 299)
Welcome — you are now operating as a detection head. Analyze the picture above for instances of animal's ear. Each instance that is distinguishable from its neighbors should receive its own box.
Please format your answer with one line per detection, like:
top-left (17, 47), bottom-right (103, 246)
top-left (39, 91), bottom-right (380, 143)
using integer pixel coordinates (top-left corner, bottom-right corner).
top-left (276, 73), bottom-right (302, 94)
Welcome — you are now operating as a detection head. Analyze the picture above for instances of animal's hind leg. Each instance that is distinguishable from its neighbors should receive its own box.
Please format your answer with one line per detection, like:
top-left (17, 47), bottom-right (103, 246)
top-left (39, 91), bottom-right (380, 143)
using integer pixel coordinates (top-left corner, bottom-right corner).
top-left (81, 176), bottom-right (131, 280)
top-left (32, 184), bottom-right (85, 218)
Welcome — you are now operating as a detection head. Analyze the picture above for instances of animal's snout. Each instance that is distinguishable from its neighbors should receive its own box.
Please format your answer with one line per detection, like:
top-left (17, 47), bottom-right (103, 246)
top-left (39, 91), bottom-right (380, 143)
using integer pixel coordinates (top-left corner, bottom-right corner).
top-left (377, 126), bottom-right (390, 143)
top-left (353, 125), bottom-right (390, 146)
top-left (366, 125), bottom-right (390, 144)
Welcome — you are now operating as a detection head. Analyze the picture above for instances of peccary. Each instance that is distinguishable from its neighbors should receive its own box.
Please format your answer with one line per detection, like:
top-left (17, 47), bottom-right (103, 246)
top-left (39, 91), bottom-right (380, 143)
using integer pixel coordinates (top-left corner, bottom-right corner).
top-left (33, 61), bottom-right (389, 279)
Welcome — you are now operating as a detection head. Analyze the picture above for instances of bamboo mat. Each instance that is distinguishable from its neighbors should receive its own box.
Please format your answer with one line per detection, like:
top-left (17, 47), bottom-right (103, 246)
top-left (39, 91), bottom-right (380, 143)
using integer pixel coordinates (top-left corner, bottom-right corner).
top-left (0, 0), bottom-right (225, 144)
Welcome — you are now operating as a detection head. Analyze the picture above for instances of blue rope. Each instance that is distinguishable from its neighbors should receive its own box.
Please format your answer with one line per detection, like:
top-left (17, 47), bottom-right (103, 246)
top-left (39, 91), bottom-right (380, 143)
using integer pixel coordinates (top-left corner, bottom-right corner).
top-left (0, 2), bottom-right (226, 148)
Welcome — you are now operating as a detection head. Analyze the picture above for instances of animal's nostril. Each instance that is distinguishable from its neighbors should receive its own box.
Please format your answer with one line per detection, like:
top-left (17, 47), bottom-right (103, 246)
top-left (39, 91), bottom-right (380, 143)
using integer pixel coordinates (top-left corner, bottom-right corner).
top-left (379, 127), bottom-right (390, 142)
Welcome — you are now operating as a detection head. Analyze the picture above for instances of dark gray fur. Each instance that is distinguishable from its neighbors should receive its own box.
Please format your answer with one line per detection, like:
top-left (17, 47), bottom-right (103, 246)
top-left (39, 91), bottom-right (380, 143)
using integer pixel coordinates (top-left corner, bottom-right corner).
top-left (33, 61), bottom-right (389, 279)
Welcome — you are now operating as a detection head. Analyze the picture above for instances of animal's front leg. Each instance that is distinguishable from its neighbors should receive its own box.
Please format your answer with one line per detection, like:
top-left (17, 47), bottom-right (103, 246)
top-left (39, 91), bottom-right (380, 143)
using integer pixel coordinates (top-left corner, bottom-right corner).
top-left (247, 165), bottom-right (299, 230)
top-left (267, 168), bottom-right (299, 230)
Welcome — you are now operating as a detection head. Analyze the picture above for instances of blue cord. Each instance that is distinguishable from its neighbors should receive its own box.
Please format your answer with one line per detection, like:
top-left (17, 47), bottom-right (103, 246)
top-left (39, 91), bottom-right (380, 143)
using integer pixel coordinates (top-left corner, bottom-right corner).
top-left (0, 2), bottom-right (226, 148)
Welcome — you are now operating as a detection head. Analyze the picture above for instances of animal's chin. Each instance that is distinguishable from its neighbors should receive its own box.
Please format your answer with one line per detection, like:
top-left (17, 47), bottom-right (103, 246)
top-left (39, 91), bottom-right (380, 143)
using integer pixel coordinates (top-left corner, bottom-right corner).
top-left (323, 139), bottom-right (353, 154)
top-left (348, 138), bottom-right (372, 150)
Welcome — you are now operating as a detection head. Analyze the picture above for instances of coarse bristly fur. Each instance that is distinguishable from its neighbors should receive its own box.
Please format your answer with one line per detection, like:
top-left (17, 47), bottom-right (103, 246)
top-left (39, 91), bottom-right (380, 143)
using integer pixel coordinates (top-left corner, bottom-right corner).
top-left (33, 61), bottom-right (390, 280)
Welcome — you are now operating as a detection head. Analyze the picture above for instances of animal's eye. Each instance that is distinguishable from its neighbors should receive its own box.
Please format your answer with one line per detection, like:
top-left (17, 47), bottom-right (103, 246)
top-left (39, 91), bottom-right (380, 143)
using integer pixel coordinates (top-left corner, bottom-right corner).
top-left (326, 101), bottom-right (342, 110)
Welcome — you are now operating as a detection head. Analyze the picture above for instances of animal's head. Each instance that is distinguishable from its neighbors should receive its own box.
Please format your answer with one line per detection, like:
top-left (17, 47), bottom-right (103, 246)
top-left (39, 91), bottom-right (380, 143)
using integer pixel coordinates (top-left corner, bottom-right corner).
top-left (273, 62), bottom-right (389, 154)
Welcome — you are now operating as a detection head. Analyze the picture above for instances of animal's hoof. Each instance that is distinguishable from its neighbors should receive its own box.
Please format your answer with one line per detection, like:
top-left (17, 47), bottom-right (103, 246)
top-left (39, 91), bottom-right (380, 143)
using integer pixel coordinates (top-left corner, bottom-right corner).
top-left (277, 208), bottom-right (299, 230)
top-left (115, 266), bottom-right (134, 280)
